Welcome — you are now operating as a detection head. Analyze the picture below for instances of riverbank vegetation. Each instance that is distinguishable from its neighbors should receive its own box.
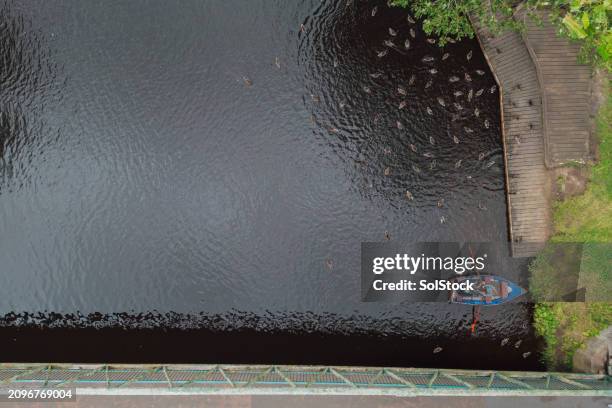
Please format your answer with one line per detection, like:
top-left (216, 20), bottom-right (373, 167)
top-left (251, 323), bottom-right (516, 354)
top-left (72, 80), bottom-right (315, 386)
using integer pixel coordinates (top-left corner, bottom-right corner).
top-left (529, 85), bottom-right (611, 370)
top-left (390, 0), bottom-right (611, 69)
top-left (533, 303), bottom-right (612, 369)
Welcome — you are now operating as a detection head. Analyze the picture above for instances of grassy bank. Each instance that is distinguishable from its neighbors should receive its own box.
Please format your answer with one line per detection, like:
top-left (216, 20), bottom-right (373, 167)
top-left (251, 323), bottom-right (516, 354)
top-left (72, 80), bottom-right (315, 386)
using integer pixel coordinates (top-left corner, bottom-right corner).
top-left (529, 83), bottom-right (611, 370)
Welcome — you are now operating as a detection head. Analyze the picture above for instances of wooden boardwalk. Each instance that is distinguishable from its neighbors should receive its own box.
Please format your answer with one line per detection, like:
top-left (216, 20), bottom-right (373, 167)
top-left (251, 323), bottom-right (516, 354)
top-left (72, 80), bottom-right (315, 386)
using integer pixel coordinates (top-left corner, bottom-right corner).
top-left (472, 16), bottom-right (551, 257)
top-left (521, 9), bottom-right (592, 167)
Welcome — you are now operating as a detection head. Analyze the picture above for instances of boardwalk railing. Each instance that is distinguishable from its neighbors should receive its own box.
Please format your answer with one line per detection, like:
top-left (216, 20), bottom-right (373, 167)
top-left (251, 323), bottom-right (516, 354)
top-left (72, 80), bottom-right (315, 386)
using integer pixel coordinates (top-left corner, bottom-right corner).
top-left (0, 364), bottom-right (610, 396)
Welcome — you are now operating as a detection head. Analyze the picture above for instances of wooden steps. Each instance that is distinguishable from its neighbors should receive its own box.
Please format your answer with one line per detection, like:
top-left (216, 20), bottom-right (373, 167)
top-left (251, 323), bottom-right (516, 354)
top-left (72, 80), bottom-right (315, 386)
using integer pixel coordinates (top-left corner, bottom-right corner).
top-left (520, 9), bottom-right (592, 167)
top-left (472, 15), bottom-right (551, 257)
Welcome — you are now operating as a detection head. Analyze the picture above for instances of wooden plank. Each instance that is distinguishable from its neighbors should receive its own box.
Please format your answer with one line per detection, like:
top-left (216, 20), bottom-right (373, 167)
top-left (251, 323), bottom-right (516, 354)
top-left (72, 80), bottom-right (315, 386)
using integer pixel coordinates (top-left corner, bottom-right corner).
top-left (510, 206), bottom-right (548, 218)
top-left (505, 106), bottom-right (543, 114)
top-left (510, 203), bottom-right (550, 209)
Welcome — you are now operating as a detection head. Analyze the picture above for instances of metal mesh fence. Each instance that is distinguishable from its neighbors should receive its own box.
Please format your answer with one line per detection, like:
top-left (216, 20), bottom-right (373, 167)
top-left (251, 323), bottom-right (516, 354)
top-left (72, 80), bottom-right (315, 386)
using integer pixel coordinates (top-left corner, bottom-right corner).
top-left (0, 364), bottom-right (610, 395)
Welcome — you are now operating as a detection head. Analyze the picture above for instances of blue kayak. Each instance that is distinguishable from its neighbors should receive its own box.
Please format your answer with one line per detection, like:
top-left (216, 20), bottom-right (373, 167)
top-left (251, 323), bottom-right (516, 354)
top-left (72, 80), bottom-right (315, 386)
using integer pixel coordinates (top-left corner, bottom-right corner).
top-left (449, 275), bottom-right (526, 305)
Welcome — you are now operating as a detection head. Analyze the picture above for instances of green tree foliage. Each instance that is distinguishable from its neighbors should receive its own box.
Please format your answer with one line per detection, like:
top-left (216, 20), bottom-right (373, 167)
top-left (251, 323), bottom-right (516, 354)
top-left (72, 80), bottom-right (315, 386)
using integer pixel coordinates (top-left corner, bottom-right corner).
top-left (549, 0), bottom-right (611, 68)
top-left (390, 0), bottom-right (519, 45)
top-left (390, 0), bottom-right (611, 69)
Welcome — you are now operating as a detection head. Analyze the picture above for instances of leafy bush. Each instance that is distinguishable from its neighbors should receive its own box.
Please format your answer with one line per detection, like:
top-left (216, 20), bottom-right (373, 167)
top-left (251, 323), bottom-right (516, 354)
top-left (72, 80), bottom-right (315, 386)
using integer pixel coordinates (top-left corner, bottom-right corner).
top-left (534, 302), bottom-right (612, 369)
top-left (390, 0), bottom-right (519, 46)
top-left (533, 303), bottom-right (559, 366)
top-left (549, 0), bottom-right (611, 69)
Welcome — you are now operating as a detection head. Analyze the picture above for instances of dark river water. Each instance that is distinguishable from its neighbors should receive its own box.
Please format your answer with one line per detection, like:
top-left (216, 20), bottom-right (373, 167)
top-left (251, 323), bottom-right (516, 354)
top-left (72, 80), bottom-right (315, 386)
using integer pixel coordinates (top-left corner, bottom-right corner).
top-left (0, 0), bottom-right (542, 369)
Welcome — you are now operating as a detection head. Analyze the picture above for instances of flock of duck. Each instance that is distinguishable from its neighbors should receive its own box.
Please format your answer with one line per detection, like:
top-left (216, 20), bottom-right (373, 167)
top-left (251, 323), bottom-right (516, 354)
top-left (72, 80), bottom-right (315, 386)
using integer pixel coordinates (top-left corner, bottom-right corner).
top-left (240, 8), bottom-right (503, 228)
top-left (240, 7), bottom-right (504, 226)
top-left (368, 8), bottom-right (500, 227)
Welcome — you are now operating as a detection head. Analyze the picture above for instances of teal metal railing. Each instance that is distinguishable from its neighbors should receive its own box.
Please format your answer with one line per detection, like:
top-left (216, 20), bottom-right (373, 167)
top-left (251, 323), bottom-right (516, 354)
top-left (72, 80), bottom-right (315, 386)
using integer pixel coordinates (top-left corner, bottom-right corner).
top-left (0, 364), bottom-right (610, 395)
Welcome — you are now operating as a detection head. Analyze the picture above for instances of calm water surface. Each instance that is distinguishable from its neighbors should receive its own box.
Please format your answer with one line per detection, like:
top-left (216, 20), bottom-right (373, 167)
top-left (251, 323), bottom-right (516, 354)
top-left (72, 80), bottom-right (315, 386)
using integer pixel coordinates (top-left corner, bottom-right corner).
top-left (0, 0), bottom-right (542, 368)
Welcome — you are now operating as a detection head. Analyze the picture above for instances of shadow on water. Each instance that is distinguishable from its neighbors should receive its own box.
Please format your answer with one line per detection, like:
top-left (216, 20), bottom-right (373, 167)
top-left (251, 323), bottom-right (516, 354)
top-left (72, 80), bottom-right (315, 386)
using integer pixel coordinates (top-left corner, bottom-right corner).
top-left (0, 308), bottom-right (543, 369)
top-left (0, 0), bottom-right (544, 369)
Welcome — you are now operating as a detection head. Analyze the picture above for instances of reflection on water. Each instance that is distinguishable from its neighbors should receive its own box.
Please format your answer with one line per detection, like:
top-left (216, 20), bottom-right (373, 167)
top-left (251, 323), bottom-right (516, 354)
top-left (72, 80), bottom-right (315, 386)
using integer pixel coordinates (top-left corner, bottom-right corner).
top-left (0, 0), bottom-right (542, 369)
